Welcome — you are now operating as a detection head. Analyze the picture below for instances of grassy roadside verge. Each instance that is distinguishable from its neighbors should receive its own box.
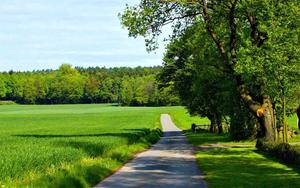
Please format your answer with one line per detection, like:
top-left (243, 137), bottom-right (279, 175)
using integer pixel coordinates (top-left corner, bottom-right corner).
top-left (169, 109), bottom-right (300, 188)
top-left (26, 125), bottom-right (162, 188)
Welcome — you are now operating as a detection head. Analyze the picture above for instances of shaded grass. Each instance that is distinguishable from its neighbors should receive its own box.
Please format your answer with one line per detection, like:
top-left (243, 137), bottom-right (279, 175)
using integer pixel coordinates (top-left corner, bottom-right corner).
top-left (199, 147), bottom-right (300, 188)
top-left (170, 111), bottom-right (300, 188)
top-left (0, 104), bottom-right (173, 187)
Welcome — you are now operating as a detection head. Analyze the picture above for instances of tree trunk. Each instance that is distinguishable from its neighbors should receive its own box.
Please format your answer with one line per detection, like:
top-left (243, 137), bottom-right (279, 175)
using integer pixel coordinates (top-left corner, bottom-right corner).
top-left (201, 0), bottom-right (279, 141)
top-left (237, 83), bottom-right (276, 142)
top-left (216, 115), bottom-right (223, 134)
top-left (297, 107), bottom-right (300, 130)
top-left (209, 117), bottom-right (216, 133)
top-left (209, 122), bottom-right (215, 133)
top-left (257, 97), bottom-right (276, 142)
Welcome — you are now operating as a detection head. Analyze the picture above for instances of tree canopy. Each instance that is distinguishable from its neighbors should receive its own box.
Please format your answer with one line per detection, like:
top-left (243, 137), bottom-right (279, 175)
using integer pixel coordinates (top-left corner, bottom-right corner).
top-left (0, 65), bottom-right (179, 106)
top-left (121, 0), bottom-right (300, 141)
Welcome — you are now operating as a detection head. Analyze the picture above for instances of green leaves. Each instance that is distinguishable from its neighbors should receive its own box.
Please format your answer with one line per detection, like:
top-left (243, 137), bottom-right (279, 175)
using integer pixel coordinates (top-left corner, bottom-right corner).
top-left (122, 0), bottom-right (300, 110)
top-left (120, 0), bottom-right (200, 51)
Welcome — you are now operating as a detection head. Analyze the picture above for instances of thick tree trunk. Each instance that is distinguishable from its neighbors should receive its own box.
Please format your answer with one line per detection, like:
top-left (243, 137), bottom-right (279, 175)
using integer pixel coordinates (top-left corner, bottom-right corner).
top-left (239, 88), bottom-right (276, 141)
top-left (201, 0), bottom-right (276, 141)
top-left (209, 116), bottom-right (216, 133)
top-left (209, 121), bottom-right (215, 133)
top-left (209, 114), bottom-right (223, 134)
top-left (257, 97), bottom-right (276, 142)
top-left (297, 107), bottom-right (300, 130)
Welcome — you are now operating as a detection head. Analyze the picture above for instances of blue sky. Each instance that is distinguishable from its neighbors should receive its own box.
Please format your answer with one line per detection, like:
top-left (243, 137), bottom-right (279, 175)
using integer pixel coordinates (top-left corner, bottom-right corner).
top-left (0, 0), bottom-right (166, 71)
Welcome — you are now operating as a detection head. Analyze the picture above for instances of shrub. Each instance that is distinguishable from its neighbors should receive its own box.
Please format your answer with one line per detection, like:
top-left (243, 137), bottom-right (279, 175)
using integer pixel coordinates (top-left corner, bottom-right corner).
top-left (0, 100), bottom-right (16, 105)
top-left (256, 140), bottom-right (300, 165)
top-left (229, 110), bottom-right (256, 141)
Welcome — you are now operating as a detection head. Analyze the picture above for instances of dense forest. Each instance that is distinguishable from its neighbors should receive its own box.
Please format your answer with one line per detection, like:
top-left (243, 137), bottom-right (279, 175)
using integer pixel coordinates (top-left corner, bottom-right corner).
top-left (0, 64), bottom-right (179, 106)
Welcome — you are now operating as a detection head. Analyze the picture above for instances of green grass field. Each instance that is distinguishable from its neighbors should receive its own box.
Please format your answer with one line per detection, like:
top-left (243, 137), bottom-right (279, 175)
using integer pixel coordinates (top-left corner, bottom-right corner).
top-left (171, 111), bottom-right (300, 188)
top-left (0, 104), bottom-right (185, 187)
top-left (1, 104), bottom-right (299, 187)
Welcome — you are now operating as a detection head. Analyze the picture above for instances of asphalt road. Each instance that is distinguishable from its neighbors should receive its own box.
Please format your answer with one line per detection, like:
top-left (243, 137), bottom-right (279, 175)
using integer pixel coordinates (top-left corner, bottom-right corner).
top-left (95, 114), bottom-right (207, 188)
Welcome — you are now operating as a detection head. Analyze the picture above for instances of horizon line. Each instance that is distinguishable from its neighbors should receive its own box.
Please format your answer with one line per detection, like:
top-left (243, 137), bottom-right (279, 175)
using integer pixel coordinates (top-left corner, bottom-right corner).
top-left (0, 64), bottom-right (164, 73)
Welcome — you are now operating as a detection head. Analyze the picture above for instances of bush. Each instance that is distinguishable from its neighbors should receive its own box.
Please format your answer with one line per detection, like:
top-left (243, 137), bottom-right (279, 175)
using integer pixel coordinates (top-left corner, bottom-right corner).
top-left (256, 140), bottom-right (300, 165)
top-left (0, 100), bottom-right (16, 105)
top-left (229, 111), bottom-right (256, 141)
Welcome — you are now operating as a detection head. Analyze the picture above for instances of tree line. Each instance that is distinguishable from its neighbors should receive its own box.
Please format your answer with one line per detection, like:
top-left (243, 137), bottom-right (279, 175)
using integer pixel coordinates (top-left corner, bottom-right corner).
top-left (0, 64), bottom-right (179, 106)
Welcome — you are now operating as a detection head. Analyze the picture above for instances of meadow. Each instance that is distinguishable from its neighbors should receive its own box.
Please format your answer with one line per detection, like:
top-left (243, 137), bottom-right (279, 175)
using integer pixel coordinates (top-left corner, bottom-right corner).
top-left (0, 104), bottom-right (186, 187)
top-left (0, 104), bottom-right (299, 187)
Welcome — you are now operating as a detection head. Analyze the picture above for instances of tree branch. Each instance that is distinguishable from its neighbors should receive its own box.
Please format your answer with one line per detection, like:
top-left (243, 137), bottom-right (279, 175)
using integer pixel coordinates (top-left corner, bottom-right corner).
top-left (201, 0), bottom-right (229, 65)
top-left (229, 0), bottom-right (239, 65)
top-left (246, 12), bottom-right (268, 47)
top-left (161, 12), bottom-right (201, 26)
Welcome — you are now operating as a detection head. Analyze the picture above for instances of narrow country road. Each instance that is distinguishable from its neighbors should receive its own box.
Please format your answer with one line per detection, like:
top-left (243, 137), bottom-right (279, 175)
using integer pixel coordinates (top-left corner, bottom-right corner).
top-left (95, 114), bottom-right (207, 188)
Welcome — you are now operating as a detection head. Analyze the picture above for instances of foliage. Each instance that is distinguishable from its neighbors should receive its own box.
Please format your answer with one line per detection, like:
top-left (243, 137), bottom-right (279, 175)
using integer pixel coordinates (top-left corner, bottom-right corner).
top-left (121, 75), bottom-right (162, 106)
top-left (0, 101), bottom-right (16, 105)
top-left (157, 23), bottom-right (257, 138)
top-left (0, 76), bottom-right (6, 98)
top-left (48, 65), bottom-right (84, 104)
top-left (158, 25), bottom-right (227, 118)
top-left (120, 0), bottom-right (300, 141)
top-left (229, 106), bottom-right (257, 140)
top-left (0, 65), bottom-right (179, 106)
top-left (167, 106), bottom-right (211, 130)
top-left (256, 140), bottom-right (300, 165)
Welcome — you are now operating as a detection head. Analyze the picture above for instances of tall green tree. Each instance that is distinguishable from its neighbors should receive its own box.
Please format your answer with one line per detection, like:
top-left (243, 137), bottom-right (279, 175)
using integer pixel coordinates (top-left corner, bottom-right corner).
top-left (120, 0), bottom-right (300, 141)
top-left (0, 76), bottom-right (6, 98)
top-left (6, 74), bottom-right (24, 102)
top-left (48, 64), bottom-right (84, 104)
top-left (84, 77), bottom-right (100, 103)
top-left (158, 24), bottom-right (255, 137)
top-left (23, 77), bottom-right (38, 104)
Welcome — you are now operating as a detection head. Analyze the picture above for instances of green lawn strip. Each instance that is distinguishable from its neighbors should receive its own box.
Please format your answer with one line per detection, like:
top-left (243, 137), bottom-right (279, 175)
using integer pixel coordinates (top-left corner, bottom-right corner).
top-left (288, 115), bottom-right (298, 130)
top-left (167, 106), bottom-right (210, 130)
top-left (0, 104), bottom-right (173, 187)
top-left (279, 115), bottom-right (300, 144)
top-left (170, 111), bottom-right (300, 188)
top-left (288, 134), bottom-right (300, 143)
top-left (197, 146), bottom-right (300, 188)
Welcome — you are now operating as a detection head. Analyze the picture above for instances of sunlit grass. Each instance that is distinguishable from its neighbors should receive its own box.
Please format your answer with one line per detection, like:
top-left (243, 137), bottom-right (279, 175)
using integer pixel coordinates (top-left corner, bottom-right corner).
top-left (2, 104), bottom-right (299, 187)
top-left (168, 106), bottom-right (210, 130)
top-left (0, 104), bottom-right (177, 187)
top-left (288, 115), bottom-right (298, 130)
top-left (197, 146), bottom-right (300, 188)
top-left (170, 112), bottom-right (300, 188)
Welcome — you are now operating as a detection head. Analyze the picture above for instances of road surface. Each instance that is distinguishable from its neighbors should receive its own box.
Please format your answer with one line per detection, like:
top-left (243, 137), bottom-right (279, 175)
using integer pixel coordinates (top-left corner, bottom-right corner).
top-left (95, 114), bottom-right (207, 188)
